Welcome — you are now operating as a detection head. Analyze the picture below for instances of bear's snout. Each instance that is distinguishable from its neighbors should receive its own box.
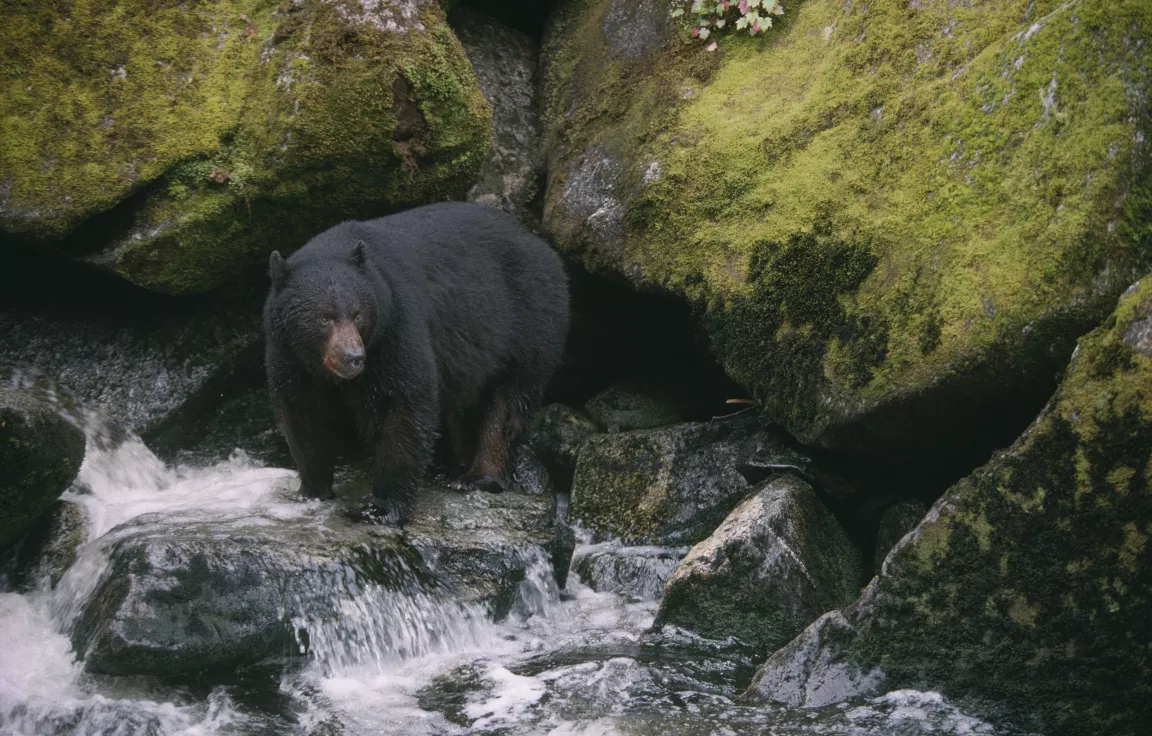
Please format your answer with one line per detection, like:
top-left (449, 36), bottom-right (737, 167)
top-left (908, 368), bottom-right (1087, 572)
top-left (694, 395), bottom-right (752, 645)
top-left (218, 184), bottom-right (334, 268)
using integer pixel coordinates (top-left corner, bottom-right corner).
top-left (324, 322), bottom-right (366, 380)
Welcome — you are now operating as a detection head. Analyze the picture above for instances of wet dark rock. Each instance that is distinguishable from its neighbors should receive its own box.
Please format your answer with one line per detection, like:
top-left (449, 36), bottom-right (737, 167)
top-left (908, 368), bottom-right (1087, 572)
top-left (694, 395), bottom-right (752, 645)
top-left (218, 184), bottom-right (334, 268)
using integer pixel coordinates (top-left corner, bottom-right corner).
top-left (583, 382), bottom-right (684, 432)
top-left (571, 541), bottom-right (687, 600)
top-left (73, 487), bottom-right (571, 677)
top-left (0, 278), bottom-right (263, 454)
top-left (454, 8), bottom-right (543, 224)
top-left (569, 412), bottom-right (809, 544)
top-left (656, 475), bottom-right (862, 654)
top-left (0, 386), bottom-right (85, 552)
top-left (8, 500), bottom-right (88, 591)
top-left (743, 279), bottom-right (1152, 736)
top-left (529, 403), bottom-right (601, 487)
top-left (872, 500), bottom-right (927, 571)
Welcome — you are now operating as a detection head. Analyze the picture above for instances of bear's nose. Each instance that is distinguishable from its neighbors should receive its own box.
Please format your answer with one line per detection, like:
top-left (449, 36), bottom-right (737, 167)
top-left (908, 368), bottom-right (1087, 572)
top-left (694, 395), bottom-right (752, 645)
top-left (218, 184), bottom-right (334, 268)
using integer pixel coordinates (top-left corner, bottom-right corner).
top-left (343, 346), bottom-right (365, 370)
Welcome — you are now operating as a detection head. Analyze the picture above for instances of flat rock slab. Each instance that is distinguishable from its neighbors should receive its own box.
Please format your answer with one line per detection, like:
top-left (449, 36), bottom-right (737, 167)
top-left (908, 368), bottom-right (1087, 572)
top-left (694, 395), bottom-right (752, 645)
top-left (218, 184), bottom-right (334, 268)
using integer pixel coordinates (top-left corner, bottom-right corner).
top-left (72, 486), bottom-right (572, 677)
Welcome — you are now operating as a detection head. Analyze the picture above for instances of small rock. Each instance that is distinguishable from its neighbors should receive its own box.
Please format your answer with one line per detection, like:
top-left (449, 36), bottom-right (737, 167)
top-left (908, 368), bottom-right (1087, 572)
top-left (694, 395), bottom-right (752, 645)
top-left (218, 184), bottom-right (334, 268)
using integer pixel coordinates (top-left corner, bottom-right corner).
top-left (655, 475), bottom-right (862, 654)
top-left (0, 386), bottom-right (85, 552)
top-left (571, 541), bottom-right (687, 600)
top-left (529, 403), bottom-right (601, 484)
top-left (9, 500), bottom-right (88, 591)
top-left (583, 382), bottom-right (684, 432)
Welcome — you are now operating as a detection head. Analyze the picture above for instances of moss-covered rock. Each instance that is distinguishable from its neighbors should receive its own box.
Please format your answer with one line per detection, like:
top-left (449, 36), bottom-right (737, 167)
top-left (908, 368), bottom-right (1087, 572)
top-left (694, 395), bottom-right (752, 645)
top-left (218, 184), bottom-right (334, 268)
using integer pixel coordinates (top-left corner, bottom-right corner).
top-left (744, 277), bottom-right (1152, 735)
top-left (569, 412), bottom-right (809, 544)
top-left (0, 387), bottom-right (86, 552)
top-left (0, 0), bottom-right (491, 294)
top-left (542, 0), bottom-right (1152, 460)
top-left (656, 475), bottom-right (862, 655)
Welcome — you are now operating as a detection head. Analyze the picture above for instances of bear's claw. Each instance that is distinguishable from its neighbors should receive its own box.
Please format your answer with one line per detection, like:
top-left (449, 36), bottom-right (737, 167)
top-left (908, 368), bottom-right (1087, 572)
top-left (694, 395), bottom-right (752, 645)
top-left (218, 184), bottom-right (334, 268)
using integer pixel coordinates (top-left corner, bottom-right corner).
top-left (449, 474), bottom-right (506, 494)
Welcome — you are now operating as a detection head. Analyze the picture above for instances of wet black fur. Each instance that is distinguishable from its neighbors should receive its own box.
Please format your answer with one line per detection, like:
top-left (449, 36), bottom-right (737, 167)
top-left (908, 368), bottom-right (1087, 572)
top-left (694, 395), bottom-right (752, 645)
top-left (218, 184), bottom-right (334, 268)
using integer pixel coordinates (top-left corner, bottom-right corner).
top-left (263, 202), bottom-right (570, 524)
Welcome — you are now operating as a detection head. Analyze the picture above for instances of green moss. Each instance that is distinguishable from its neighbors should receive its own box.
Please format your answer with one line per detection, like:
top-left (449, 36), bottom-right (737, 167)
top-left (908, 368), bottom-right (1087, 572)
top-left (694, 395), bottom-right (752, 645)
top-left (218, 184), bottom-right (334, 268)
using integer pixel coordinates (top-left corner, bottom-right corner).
top-left (1, 0), bottom-right (491, 294)
top-left (544, 0), bottom-right (1152, 453)
top-left (808, 278), bottom-right (1152, 734)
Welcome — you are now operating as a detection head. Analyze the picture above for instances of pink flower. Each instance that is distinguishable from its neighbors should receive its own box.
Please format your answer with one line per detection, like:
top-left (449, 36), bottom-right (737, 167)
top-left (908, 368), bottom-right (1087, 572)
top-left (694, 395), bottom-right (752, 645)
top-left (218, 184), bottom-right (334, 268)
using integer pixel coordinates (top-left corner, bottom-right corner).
top-left (691, 27), bottom-right (699, 37)
top-left (738, 0), bottom-right (748, 15)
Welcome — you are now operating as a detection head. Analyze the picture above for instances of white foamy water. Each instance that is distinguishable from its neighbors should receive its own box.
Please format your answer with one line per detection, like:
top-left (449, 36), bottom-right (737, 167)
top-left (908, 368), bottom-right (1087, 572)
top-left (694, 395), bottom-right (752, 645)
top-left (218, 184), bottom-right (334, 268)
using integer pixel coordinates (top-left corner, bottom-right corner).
top-left (0, 402), bottom-right (1026, 736)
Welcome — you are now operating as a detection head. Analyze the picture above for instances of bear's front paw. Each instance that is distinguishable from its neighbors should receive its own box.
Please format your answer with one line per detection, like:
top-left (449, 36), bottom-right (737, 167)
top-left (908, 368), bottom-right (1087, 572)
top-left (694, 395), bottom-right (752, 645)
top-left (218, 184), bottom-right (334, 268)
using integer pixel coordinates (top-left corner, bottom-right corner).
top-left (449, 474), bottom-right (507, 494)
top-left (361, 497), bottom-right (413, 526)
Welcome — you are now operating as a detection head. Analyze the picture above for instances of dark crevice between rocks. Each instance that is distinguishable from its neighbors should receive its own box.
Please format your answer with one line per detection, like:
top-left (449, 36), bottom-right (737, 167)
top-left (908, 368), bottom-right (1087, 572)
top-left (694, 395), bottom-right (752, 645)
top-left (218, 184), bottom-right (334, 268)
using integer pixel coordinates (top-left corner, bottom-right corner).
top-left (448, 0), bottom-right (558, 40)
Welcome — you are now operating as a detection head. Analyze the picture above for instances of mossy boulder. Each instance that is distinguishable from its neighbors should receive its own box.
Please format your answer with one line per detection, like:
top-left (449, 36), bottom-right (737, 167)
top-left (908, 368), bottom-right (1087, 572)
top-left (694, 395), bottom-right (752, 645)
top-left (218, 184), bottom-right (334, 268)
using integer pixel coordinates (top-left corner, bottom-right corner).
top-left (0, 387), bottom-right (86, 552)
top-left (0, 0), bottom-right (491, 294)
top-left (542, 0), bottom-right (1152, 460)
top-left (569, 412), bottom-right (809, 544)
top-left (744, 277), bottom-right (1152, 735)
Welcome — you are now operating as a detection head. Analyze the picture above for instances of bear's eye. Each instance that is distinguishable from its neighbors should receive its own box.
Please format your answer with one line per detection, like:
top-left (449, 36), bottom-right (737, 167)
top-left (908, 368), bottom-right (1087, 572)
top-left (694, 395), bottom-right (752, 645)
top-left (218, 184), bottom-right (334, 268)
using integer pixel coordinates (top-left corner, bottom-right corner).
top-left (352, 311), bottom-right (362, 324)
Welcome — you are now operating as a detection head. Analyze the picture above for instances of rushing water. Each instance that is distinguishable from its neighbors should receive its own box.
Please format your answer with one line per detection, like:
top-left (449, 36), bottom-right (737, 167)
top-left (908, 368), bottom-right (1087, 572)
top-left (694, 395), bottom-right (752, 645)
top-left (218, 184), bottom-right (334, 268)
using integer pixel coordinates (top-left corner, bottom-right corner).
top-left (0, 390), bottom-right (1029, 736)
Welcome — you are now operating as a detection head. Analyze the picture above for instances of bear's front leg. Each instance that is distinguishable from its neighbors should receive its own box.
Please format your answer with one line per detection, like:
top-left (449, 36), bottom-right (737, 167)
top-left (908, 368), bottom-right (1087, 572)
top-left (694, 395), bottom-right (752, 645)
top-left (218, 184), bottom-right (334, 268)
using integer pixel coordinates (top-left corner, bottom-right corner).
top-left (369, 397), bottom-right (436, 525)
top-left (273, 391), bottom-right (337, 500)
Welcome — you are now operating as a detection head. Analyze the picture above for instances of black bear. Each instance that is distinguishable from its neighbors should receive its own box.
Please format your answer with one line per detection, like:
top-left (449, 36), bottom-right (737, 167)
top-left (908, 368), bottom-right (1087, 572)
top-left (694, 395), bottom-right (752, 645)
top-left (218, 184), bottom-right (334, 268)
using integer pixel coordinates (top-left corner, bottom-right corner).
top-left (263, 202), bottom-right (570, 524)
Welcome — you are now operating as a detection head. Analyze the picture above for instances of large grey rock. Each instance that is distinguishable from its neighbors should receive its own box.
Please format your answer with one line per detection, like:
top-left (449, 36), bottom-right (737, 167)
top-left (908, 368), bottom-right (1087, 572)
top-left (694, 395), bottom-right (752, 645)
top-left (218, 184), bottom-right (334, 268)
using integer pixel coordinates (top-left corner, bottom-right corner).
top-left (73, 487), bottom-right (572, 676)
top-left (454, 8), bottom-right (543, 223)
top-left (570, 541), bottom-right (687, 600)
top-left (743, 279), bottom-right (1152, 736)
top-left (655, 476), bottom-right (862, 653)
top-left (0, 386), bottom-right (85, 552)
top-left (569, 412), bottom-right (809, 544)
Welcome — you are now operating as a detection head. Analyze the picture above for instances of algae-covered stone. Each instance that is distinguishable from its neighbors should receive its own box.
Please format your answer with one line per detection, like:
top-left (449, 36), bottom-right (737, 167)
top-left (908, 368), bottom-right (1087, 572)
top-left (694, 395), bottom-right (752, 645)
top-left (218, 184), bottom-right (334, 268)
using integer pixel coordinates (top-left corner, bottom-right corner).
top-left (583, 382), bottom-right (685, 432)
top-left (569, 412), bottom-right (809, 544)
top-left (0, 387), bottom-right (86, 552)
top-left (1, 0), bottom-right (491, 294)
top-left (656, 475), bottom-right (861, 654)
top-left (872, 499), bottom-right (927, 571)
top-left (744, 278), bottom-right (1152, 736)
top-left (542, 0), bottom-right (1152, 461)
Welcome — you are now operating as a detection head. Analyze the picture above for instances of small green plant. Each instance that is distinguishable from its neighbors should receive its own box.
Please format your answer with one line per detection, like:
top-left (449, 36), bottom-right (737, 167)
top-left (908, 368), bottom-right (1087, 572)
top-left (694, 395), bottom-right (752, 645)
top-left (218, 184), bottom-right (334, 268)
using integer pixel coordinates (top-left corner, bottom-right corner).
top-left (671, 0), bottom-right (786, 49)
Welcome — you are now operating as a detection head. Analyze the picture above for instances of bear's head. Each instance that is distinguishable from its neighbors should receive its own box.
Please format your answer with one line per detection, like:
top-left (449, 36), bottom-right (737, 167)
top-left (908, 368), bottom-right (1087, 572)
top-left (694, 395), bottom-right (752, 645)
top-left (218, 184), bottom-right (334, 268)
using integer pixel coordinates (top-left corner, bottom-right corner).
top-left (267, 241), bottom-right (386, 381)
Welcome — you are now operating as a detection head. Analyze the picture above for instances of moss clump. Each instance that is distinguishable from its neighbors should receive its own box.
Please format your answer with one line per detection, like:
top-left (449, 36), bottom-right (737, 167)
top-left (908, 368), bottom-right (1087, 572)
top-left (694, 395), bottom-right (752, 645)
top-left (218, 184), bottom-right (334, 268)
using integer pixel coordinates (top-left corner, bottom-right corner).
top-left (543, 0), bottom-right (1152, 457)
top-left (1, 0), bottom-right (491, 294)
top-left (749, 277), bottom-right (1152, 735)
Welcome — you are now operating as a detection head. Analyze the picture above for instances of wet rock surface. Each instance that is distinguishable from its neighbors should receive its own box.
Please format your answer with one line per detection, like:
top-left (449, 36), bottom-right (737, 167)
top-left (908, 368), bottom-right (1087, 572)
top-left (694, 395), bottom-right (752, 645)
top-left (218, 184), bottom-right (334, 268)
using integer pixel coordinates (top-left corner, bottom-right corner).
top-left (744, 279), bottom-right (1152, 736)
top-left (569, 412), bottom-right (810, 544)
top-left (5, 500), bottom-right (88, 592)
top-left (0, 386), bottom-right (85, 552)
top-left (570, 541), bottom-right (687, 600)
top-left (454, 7), bottom-right (543, 223)
top-left (528, 403), bottom-right (601, 486)
top-left (0, 278), bottom-right (263, 452)
top-left (656, 475), bottom-right (862, 654)
top-left (73, 485), bottom-right (571, 677)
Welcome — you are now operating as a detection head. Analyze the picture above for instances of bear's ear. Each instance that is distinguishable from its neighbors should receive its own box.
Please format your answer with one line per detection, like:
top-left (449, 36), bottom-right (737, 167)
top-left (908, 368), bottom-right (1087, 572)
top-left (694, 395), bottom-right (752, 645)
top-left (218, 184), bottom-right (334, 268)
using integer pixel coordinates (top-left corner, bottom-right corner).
top-left (351, 240), bottom-right (367, 268)
top-left (269, 251), bottom-right (289, 289)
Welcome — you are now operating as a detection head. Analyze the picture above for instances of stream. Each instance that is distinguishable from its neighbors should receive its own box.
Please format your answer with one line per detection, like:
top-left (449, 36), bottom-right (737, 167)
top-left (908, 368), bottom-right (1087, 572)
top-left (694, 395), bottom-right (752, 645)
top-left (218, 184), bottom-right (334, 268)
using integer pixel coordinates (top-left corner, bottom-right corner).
top-left (0, 402), bottom-right (1026, 736)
